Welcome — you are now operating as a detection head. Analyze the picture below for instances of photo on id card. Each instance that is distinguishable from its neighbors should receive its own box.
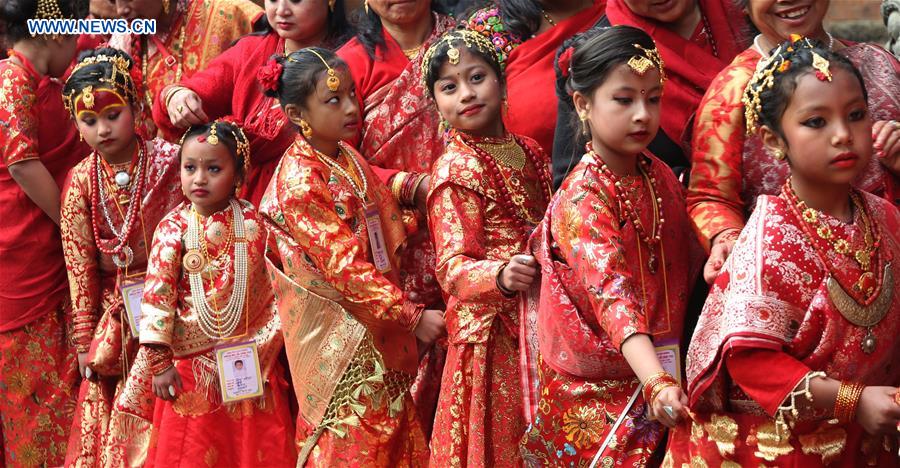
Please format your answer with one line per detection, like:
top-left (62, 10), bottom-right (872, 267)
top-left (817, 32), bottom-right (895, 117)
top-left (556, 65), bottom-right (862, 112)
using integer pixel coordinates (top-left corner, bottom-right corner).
top-left (215, 340), bottom-right (264, 403)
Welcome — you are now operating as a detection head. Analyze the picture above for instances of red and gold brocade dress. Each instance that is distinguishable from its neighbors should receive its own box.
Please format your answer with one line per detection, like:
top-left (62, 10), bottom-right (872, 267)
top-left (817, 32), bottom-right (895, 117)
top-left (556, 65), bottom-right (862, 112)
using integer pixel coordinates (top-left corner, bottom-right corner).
top-left (0, 51), bottom-right (87, 467)
top-left (260, 136), bottom-right (428, 467)
top-left (520, 152), bottom-right (702, 467)
top-left (338, 16), bottom-right (457, 432)
top-left (427, 133), bottom-right (552, 467)
top-left (103, 200), bottom-right (295, 467)
top-left (109, 0), bottom-right (262, 137)
top-left (687, 43), bottom-right (900, 249)
top-left (664, 188), bottom-right (900, 466)
top-left (61, 138), bottom-right (182, 467)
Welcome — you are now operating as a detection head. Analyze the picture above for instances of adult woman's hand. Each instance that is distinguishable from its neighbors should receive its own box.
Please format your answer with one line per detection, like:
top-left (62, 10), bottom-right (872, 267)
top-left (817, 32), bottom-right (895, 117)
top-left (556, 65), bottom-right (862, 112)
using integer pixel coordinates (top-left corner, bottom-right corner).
top-left (873, 119), bottom-right (900, 177)
top-left (856, 386), bottom-right (900, 436)
top-left (165, 86), bottom-right (209, 128)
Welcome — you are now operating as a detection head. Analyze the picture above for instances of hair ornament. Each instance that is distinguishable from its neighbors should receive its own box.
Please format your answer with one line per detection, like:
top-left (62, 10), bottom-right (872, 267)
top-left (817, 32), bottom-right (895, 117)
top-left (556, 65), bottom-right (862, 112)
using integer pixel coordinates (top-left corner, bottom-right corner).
top-left (257, 57), bottom-right (283, 93)
top-left (65, 54), bottom-right (139, 116)
top-left (421, 29), bottom-right (500, 85)
top-left (811, 51), bottom-right (832, 81)
top-left (291, 48), bottom-right (340, 92)
top-left (82, 86), bottom-right (95, 109)
top-left (628, 43), bottom-right (666, 83)
top-left (557, 46), bottom-right (574, 79)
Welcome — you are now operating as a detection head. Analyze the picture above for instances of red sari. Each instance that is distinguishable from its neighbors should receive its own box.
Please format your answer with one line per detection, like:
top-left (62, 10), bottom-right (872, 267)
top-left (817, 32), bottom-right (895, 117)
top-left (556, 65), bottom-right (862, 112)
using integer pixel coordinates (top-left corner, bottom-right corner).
top-left (427, 133), bottom-right (551, 466)
top-left (110, 0), bottom-right (262, 137)
top-left (465, 3), bottom-right (605, 154)
top-left (520, 152), bottom-right (702, 466)
top-left (337, 15), bottom-right (456, 436)
top-left (152, 33), bottom-right (295, 206)
top-left (61, 138), bottom-right (182, 467)
top-left (687, 43), bottom-right (900, 249)
top-left (0, 52), bottom-right (86, 467)
top-left (103, 200), bottom-right (295, 467)
top-left (665, 190), bottom-right (900, 465)
top-left (260, 137), bottom-right (427, 467)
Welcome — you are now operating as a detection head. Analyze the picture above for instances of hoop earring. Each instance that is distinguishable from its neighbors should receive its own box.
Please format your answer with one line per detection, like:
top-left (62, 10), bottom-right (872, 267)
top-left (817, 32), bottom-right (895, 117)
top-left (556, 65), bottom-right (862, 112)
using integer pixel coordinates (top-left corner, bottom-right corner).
top-left (300, 119), bottom-right (313, 139)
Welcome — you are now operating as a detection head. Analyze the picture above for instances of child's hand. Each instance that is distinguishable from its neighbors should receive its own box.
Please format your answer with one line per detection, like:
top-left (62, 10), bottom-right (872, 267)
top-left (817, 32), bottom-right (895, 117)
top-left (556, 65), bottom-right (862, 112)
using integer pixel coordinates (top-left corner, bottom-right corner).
top-left (166, 88), bottom-right (209, 128)
top-left (415, 175), bottom-right (430, 216)
top-left (704, 229), bottom-right (739, 284)
top-left (499, 254), bottom-right (538, 293)
top-left (873, 120), bottom-right (900, 177)
top-left (649, 385), bottom-right (689, 428)
top-left (152, 366), bottom-right (183, 402)
top-left (414, 309), bottom-right (446, 345)
top-left (856, 386), bottom-right (900, 435)
top-left (77, 352), bottom-right (93, 380)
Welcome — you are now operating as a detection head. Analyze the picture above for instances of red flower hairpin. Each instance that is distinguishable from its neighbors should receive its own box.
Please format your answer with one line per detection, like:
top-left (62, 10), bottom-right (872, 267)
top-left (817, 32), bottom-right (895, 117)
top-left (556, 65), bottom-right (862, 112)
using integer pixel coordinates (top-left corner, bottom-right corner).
top-left (558, 47), bottom-right (574, 79)
top-left (257, 59), bottom-right (283, 93)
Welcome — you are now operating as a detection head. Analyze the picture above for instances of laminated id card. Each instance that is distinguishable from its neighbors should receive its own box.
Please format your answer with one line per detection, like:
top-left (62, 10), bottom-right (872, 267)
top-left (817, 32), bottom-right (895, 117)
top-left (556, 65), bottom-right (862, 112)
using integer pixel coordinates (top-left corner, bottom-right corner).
top-left (120, 281), bottom-right (144, 338)
top-left (215, 341), bottom-right (264, 403)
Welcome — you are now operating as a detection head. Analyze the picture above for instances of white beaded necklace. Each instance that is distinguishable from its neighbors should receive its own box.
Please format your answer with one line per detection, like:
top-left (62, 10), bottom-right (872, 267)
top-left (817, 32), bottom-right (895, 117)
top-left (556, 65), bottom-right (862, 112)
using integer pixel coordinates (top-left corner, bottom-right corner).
top-left (186, 199), bottom-right (248, 339)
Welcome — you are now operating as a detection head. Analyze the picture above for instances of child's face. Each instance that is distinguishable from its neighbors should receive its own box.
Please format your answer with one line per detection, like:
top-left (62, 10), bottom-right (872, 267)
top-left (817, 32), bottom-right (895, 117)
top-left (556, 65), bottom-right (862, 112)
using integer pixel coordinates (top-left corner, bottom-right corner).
top-left (432, 48), bottom-right (504, 138)
top-left (298, 67), bottom-right (360, 146)
top-left (75, 95), bottom-right (136, 163)
top-left (575, 62), bottom-right (662, 160)
top-left (180, 135), bottom-right (240, 217)
top-left (763, 68), bottom-right (872, 187)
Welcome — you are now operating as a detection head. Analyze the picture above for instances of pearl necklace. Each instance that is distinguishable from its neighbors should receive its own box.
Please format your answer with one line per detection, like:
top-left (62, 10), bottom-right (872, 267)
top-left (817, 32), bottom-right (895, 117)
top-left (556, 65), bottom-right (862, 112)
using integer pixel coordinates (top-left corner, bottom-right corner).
top-left (91, 143), bottom-right (147, 268)
top-left (185, 200), bottom-right (248, 340)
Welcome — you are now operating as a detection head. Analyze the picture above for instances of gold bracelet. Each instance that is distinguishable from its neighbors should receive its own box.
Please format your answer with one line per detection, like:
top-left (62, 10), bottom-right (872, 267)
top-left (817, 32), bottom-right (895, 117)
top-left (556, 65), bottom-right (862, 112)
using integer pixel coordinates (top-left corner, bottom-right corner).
top-left (410, 173), bottom-right (429, 205)
top-left (163, 85), bottom-right (188, 110)
top-left (390, 172), bottom-right (408, 202)
top-left (833, 381), bottom-right (865, 424)
top-left (643, 371), bottom-right (678, 404)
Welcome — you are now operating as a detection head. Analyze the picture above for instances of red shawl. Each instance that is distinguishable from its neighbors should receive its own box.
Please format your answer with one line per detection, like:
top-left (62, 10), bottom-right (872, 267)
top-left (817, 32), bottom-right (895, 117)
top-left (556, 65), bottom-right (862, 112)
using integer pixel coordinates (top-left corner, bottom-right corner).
top-left (505, 2), bottom-right (605, 154)
top-left (152, 33), bottom-right (295, 206)
top-left (606, 0), bottom-right (746, 145)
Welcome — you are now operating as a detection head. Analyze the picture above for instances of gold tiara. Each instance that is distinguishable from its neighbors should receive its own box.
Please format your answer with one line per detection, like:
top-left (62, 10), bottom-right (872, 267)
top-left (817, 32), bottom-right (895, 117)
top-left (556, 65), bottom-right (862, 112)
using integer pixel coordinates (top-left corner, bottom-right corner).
top-left (180, 120), bottom-right (252, 175)
top-left (627, 43), bottom-right (666, 84)
top-left (64, 54), bottom-right (139, 115)
top-left (421, 29), bottom-right (500, 86)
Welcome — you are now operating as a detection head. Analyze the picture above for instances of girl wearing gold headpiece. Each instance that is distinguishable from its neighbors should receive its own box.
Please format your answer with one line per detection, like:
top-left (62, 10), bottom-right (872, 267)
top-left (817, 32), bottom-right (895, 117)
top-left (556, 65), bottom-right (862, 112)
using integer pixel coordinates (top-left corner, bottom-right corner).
top-left (108, 0), bottom-right (263, 138)
top-left (259, 47), bottom-right (444, 466)
top-left (58, 47), bottom-right (184, 467)
top-left (665, 36), bottom-right (900, 467)
top-left (106, 119), bottom-right (297, 467)
top-left (0, 0), bottom-right (88, 465)
top-left (421, 29), bottom-right (553, 466)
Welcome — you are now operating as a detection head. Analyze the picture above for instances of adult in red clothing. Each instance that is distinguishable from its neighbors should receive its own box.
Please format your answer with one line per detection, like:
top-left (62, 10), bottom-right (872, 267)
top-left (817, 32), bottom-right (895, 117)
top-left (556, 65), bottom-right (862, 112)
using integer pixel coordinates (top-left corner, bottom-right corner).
top-left (0, 0), bottom-right (89, 465)
top-left (154, 0), bottom-right (352, 205)
top-left (465, 0), bottom-right (605, 155)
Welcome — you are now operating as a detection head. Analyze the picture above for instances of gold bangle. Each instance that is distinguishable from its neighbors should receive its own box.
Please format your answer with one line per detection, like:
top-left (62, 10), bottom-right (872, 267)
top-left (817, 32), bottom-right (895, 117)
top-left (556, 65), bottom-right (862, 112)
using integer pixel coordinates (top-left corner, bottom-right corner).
top-left (391, 172), bottom-right (408, 201)
top-left (833, 381), bottom-right (865, 424)
top-left (410, 173), bottom-right (428, 205)
top-left (164, 85), bottom-right (187, 110)
top-left (643, 371), bottom-right (678, 404)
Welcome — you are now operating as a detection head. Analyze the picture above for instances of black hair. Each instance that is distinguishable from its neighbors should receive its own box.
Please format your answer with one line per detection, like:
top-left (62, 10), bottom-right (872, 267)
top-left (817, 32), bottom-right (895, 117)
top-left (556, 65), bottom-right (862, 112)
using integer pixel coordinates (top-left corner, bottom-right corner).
top-left (756, 40), bottom-right (867, 139)
top-left (63, 47), bottom-right (139, 109)
top-left (180, 121), bottom-right (249, 179)
top-left (497, 0), bottom-right (542, 39)
top-left (1, 0), bottom-right (89, 43)
top-left (352, 0), bottom-right (453, 58)
top-left (250, 0), bottom-right (354, 49)
top-left (562, 25), bottom-right (657, 149)
top-left (263, 47), bottom-right (348, 110)
top-left (422, 28), bottom-right (504, 98)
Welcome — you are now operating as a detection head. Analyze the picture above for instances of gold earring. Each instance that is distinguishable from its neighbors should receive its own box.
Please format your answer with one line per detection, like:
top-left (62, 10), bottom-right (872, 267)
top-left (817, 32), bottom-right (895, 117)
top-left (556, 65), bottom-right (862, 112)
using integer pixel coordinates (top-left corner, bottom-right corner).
top-left (578, 111), bottom-right (589, 136)
top-left (364, 0), bottom-right (369, 14)
top-left (300, 119), bottom-right (313, 139)
top-left (162, 0), bottom-right (170, 15)
top-left (78, 131), bottom-right (83, 142)
top-left (773, 148), bottom-right (785, 160)
top-left (328, 0), bottom-right (336, 11)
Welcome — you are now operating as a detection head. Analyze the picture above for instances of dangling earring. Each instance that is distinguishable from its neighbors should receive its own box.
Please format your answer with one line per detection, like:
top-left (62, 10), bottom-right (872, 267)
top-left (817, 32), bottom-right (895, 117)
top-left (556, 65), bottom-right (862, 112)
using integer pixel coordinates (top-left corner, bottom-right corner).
top-left (328, 0), bottom-right (336, 12)
top-left (364, 0), bottom-right (369, 14)
top-left (773, 148), bottom-right (786, 160)
top-left (162, 0), bottom-right (170, 15)
top-left (78, 131), bottom-right (83, 142)
top-left (578, 111), bottom-right (589, 136)
top-left (502, 97), bottom-right (509, 120)
top-left (300, 119), bottom-right (313, 139)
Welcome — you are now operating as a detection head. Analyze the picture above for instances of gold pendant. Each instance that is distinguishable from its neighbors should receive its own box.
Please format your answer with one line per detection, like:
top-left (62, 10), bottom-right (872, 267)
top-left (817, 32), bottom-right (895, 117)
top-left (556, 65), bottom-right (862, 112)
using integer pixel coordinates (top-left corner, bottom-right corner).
top-left (861, 328), bottom-right (876, 354)
top-left (182, 249), bottom-right (206, 274)
top-left (854, 250), bottom-right (870, 269)
top-left (826, 263), bottom-right (893, 355)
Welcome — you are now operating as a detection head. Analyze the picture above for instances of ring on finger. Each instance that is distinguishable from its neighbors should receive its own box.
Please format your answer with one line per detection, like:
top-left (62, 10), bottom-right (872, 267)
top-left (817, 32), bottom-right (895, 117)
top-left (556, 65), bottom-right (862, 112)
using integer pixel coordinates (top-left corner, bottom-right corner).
top-left (891, 120), bottom-right (900, 129)
top-left (177, 104), bottom-right (184, 114)
top-left (663, 405), bottom-right (676, 419)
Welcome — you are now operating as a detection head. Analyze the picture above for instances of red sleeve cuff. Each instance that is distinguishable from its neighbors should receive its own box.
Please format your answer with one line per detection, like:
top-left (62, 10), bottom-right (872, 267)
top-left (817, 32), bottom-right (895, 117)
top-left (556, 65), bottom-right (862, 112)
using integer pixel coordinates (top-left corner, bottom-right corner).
top-left (725, 347), bottom-right (811, 417)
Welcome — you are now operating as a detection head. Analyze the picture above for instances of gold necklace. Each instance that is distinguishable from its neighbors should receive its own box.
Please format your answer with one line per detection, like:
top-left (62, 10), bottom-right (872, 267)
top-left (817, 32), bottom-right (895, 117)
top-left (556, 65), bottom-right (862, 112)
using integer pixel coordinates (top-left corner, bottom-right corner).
top-left (541, 9), bottom-right (557, 27)
top-left (402, 46), bottom-right (421, 59)
top-left (476, 135), bottom-right (526, 171)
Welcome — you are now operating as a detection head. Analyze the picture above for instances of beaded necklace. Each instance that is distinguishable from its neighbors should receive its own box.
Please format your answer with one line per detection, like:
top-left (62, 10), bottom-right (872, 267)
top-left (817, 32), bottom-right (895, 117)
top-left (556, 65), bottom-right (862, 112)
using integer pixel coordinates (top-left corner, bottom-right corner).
top-left (781, 179), bottom-right (891, 354)
top-left (313, 142), bottom-right (369, 202)
top-left (587, 144), bottom-right (665, 273)
top-left (185, 200), bottom-right (248, 340)
top-left (459, 133), bottom-right (552, 228)
top-left (90, 141), bottom-right (147, 268)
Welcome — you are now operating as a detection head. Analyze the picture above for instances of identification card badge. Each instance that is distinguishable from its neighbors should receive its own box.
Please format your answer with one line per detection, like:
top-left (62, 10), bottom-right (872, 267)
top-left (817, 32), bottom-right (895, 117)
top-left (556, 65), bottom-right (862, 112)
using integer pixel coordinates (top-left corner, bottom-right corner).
top-left (364, 203), bottom-right (391, 273)
top-left (654, 338), bottom-right (682, 386)
top-left (120, 281), bottom-right (145, 338)
top-left (215, 340), bottom-right (264, 403)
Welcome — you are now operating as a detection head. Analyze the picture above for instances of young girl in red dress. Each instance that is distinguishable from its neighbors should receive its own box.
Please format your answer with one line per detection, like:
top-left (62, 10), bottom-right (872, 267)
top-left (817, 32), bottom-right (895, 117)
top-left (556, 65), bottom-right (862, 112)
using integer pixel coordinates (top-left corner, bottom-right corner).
top-left (60, 47), bottom-right (182, 467)
top-left (258, 47), bottom-right (443, 466)
top-left (422, 29), bottom-right (553, 466)
top-left (0, 0), bottom-right (88, 465)
top-left (105, 120), bottom-right (296, 467)
top-left (520, 26), bottom-right (703, 466)
top-left (665, 36), bottom-right (900, 466)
